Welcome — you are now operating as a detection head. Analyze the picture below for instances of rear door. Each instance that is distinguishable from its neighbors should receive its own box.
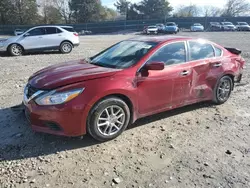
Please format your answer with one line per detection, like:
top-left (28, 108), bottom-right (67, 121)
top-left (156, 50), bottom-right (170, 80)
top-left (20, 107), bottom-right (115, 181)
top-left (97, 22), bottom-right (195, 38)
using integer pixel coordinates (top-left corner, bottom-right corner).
top-left (44, 27), bottom-right (64, 48)
top-left (187, 40), bottom-right (217, 102)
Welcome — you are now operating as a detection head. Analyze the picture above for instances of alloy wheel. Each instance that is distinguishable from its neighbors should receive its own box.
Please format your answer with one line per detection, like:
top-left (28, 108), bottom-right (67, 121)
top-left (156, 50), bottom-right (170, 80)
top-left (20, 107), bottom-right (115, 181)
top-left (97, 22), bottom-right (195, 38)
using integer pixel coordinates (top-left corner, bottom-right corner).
top-left (217, 79), bottom-right (231, 102)
top-left (97, 105), bottom-right (126, 136)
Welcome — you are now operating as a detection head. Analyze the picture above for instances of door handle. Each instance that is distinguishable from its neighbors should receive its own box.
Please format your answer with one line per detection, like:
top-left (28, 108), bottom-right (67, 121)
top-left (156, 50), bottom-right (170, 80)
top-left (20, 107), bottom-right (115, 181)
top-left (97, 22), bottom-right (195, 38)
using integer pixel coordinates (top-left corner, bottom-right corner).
top-left (212, 62), bottom-right (222, 67)
top-left (181, 70), bottom-right (190, 76)
top-left (38, 37), bottom-right (43, 38)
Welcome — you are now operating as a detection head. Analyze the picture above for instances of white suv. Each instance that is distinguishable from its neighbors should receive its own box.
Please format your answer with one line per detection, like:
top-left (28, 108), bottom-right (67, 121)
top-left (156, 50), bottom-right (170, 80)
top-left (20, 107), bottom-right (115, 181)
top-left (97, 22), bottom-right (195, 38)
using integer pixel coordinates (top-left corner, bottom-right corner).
top-left (0, 25), bottom-right (80, 56)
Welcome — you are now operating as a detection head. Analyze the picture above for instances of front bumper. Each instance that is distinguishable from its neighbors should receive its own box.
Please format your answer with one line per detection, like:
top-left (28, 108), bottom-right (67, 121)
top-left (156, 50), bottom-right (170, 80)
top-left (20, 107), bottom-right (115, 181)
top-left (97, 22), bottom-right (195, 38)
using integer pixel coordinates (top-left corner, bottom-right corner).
top-left (23, 99), bottom-right (88, 137)
top-left (0, 45), bottom-right (6, 52)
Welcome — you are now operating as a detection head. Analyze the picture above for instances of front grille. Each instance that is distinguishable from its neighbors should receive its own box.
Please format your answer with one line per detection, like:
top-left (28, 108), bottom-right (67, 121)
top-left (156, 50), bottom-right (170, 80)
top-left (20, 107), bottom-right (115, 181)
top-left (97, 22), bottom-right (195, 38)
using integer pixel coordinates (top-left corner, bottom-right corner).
top-left (27, 85), bottom-right (39, 98)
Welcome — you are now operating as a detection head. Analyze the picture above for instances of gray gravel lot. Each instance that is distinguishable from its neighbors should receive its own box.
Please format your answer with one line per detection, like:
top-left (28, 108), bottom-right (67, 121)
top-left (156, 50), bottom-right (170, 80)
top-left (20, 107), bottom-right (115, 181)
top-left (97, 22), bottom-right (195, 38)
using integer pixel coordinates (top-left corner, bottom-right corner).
top-left (0, 32), bottom-right (250, 188)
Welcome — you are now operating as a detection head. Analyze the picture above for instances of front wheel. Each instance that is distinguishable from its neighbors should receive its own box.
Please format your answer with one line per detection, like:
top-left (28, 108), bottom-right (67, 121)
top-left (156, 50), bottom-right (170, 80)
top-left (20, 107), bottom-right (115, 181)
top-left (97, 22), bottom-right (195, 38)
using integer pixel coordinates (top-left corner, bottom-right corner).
top-left (87, 97), bottom-right (131, 142)
top-left (213, 76), bottom-right (233, 104)
top-left (8, 44), bottom-right (23, 56)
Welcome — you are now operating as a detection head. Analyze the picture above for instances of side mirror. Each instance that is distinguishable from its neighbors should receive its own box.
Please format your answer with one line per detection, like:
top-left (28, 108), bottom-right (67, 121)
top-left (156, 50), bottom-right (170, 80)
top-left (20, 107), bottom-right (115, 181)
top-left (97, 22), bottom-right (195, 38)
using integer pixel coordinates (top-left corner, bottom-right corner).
top-left (144, 61), bottom-right (164, 71)
top-left (24, 33), bottom-right (30, 37)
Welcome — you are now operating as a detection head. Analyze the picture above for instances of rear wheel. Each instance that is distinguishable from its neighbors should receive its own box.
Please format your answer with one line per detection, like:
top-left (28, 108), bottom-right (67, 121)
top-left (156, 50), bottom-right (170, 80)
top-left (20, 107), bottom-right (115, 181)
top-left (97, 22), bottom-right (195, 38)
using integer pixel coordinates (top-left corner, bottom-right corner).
top-left (213, 76), bottom-right (233, 104)
top-left (87, 97), bottom-right (131, 141)
top-left (8, 44), bottom-right (23, 56)
top-left (60, 41), bottom-right (73, 54)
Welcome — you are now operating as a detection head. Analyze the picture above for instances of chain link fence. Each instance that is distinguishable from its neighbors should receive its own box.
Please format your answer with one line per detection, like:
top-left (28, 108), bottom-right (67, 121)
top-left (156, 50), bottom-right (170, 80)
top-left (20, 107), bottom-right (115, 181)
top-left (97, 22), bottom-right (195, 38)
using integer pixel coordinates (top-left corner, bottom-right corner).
top-left (1, 17), bottom-right (250, 35)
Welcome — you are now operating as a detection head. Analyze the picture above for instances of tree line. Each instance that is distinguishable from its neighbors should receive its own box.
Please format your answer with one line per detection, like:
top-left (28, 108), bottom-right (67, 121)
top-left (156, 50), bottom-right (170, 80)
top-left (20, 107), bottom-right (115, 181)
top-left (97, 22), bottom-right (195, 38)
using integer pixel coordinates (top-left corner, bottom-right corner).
top-left (0, 0), bottom-right (249, 25)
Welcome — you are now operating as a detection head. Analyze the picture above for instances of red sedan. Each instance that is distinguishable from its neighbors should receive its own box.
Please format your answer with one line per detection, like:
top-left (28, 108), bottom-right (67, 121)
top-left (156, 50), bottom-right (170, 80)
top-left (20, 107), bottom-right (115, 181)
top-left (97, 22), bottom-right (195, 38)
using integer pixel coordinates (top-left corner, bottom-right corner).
top-left (23, 36), bottom-right (245, 141)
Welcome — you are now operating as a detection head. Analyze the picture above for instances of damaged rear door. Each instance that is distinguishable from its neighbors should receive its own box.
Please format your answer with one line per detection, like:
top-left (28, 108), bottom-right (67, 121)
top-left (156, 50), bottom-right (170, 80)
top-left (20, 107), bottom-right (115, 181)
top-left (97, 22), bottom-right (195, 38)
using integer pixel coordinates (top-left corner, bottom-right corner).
top-left (187, 40), bottom-right (217, 102)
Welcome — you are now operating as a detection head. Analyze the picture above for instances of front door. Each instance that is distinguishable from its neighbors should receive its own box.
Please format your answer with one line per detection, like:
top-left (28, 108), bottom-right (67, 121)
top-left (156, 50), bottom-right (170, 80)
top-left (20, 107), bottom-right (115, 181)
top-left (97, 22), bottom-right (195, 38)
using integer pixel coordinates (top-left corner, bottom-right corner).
top-left (137, 41), bottom-right (192, 115)
top-left (20, 28), bottom-right (46, 50)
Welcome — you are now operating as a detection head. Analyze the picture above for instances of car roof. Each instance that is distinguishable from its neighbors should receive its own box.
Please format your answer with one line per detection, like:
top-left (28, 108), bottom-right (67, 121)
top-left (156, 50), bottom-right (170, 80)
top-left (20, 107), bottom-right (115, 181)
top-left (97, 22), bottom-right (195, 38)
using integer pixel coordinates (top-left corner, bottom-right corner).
top-left (129, 36), bottom-right (194, 43)
top-left (31, 25), bottom-right (73, 29)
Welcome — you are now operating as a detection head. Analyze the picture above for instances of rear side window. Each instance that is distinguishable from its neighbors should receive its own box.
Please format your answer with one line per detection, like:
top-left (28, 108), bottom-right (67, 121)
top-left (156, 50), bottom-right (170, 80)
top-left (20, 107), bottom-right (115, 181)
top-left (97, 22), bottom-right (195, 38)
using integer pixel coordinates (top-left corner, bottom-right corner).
top-left (214, 46), bottom-right (222, 57)
top-left (62, 27), bottom-right (75, 32)
top-left (45, 27), bottom-right (57, 34)
top-left (189, 41), bottom-right (214, 61)
top-left (148, 42), bottom-right (186, 66)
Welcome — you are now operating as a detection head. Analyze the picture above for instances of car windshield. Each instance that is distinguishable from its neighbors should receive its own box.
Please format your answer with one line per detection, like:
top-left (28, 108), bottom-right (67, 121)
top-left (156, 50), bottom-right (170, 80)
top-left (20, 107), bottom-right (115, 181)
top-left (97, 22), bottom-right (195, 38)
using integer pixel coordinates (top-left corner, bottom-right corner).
top-left (194, 23), bottom-right (201, 26)
top-left (239, 22), bottom-right (248, 25)
top-left (211, 22), bottom-right (220, 25)
top-left (90, 41), bottom-right (157, 69)
top-left (166, 23), bottom-right (176, 26)
top-left (223, 22), bottom-right (233, 25)
top-left (148, 26), bottom-right (156, 28)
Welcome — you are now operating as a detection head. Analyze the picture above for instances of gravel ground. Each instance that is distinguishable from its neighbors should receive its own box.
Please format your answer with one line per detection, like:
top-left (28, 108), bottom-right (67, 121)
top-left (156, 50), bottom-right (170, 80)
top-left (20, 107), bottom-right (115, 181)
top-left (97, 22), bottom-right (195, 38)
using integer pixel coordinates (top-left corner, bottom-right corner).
top-left (0, 32), bottom-right (250, 188)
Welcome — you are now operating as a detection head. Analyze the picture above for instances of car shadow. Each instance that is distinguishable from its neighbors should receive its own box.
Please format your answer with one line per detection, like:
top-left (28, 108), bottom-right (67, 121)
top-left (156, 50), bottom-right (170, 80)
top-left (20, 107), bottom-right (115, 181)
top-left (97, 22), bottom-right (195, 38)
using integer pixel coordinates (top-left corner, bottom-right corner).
top-left (0, 51), bottom-right (62, 57)
top-left (0, 102), bottom-right (213, 162)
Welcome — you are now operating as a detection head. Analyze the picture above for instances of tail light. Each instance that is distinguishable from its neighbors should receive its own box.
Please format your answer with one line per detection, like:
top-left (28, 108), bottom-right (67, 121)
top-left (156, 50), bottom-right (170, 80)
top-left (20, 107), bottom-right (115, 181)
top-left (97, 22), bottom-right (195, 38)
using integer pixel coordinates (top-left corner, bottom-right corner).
top-left (73, 32), bottom-right (79, 36)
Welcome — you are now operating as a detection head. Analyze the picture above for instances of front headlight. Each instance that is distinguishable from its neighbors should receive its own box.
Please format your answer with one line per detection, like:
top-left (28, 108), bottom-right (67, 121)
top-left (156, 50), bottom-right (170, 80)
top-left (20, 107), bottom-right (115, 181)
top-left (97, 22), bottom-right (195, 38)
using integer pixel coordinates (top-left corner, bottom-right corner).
top-left (35, 88), bottom-right (84, 105)
top-left (0, 39), bottom-right (7, 43)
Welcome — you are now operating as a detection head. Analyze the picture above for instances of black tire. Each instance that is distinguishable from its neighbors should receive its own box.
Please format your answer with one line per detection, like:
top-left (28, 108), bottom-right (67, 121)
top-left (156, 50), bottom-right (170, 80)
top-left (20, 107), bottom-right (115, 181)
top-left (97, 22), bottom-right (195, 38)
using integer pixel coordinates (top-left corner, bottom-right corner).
top-left (60, 41), bottom-right (73, 54)
top-left (8, 44), bottom-right (23, 56)
top-left (213, 76), bottom-right (233, 105)
top-left (87, 97), bottom-right (131, 142)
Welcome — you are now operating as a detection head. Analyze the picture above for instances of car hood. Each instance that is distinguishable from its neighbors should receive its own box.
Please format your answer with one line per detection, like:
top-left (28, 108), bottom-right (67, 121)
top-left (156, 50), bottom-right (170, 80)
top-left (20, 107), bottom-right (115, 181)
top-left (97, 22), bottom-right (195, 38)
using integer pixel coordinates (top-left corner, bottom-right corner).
top-left (6, 35), bottom-right (21, 42)
top-left (28, 59), bottom-right (121, 89)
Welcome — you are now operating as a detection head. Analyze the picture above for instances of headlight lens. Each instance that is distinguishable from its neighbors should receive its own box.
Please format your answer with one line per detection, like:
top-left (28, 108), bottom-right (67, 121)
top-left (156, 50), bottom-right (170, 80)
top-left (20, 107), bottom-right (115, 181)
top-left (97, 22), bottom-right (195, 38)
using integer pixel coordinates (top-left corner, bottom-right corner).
top-left (35, 88), bottom-right (84, 105)
top-left (0, 39), bottom-right (7, 43)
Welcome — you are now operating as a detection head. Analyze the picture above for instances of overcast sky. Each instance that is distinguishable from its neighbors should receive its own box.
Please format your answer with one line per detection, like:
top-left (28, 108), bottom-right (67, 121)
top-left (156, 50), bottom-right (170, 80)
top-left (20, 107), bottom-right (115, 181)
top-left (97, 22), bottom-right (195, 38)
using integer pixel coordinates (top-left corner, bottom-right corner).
top-left (102, 0), bottom-right (228, 9)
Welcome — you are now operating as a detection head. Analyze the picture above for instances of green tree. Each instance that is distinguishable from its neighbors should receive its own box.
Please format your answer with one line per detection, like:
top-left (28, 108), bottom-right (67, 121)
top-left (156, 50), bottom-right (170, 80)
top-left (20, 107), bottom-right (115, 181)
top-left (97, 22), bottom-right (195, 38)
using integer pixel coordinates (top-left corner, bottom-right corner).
top-left (114, 0), bottom-right (130, 16)
top-left (137, 0), bottom-right (173, 19)
top-left (0, 0), bottom-right (15, 24)
top-left (14, 0), bottom-right (40, 24)
top-left (45, 6), bottom-right (63, 24)
top-left (69, 0), bottom-right (102, 23)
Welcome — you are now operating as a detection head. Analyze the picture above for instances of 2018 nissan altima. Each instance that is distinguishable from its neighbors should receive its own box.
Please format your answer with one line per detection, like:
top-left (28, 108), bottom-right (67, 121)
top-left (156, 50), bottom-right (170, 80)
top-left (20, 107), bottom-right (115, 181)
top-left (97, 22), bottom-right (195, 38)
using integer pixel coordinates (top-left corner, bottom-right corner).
top-left (23, 36), bottom-right (245, 141)
top-left (0, 25), bottom-right (79, 56)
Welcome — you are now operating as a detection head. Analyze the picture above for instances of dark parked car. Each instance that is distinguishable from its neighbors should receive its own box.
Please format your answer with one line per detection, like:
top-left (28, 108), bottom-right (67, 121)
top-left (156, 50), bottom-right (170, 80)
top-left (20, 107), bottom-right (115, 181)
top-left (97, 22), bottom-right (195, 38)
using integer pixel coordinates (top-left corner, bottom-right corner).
top-left (156, 23), bottom-right (165, 33)
top-left (23, 36), bottom-right (245, 141)
top-left (208, 22), bottom-right (223, 31)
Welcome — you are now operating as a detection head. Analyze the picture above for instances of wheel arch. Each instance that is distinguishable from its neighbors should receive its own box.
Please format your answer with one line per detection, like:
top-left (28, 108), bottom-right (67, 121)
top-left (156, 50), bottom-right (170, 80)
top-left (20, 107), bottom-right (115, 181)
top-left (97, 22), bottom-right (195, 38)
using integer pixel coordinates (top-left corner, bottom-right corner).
top-left (7, 43), bottom-right (25, 51)
top-left (60, 40), bottom-right (73, 47)
top-left (87, 93), bottom-right (135, 127)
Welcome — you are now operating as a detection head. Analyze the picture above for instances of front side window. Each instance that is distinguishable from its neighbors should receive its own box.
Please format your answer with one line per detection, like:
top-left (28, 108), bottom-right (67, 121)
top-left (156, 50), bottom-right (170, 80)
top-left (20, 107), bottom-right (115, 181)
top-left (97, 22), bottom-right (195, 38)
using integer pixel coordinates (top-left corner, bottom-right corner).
top-left (90, 40), bottom-right (157, 69)
top-left (28, 28), bottom-right (45, 36)
top-left (189, 41), bottom-right (214, 61)
top-left (148, 42), bottom-right (186, 66)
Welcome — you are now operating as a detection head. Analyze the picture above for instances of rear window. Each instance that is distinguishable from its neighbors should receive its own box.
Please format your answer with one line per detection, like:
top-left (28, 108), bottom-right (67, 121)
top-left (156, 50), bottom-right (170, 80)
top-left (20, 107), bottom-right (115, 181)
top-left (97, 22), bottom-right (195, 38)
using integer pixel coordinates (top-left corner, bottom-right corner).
top-left (62, 27), bottom-right (75, 32)
top-left (189, 41), bottom-right (215, 61)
